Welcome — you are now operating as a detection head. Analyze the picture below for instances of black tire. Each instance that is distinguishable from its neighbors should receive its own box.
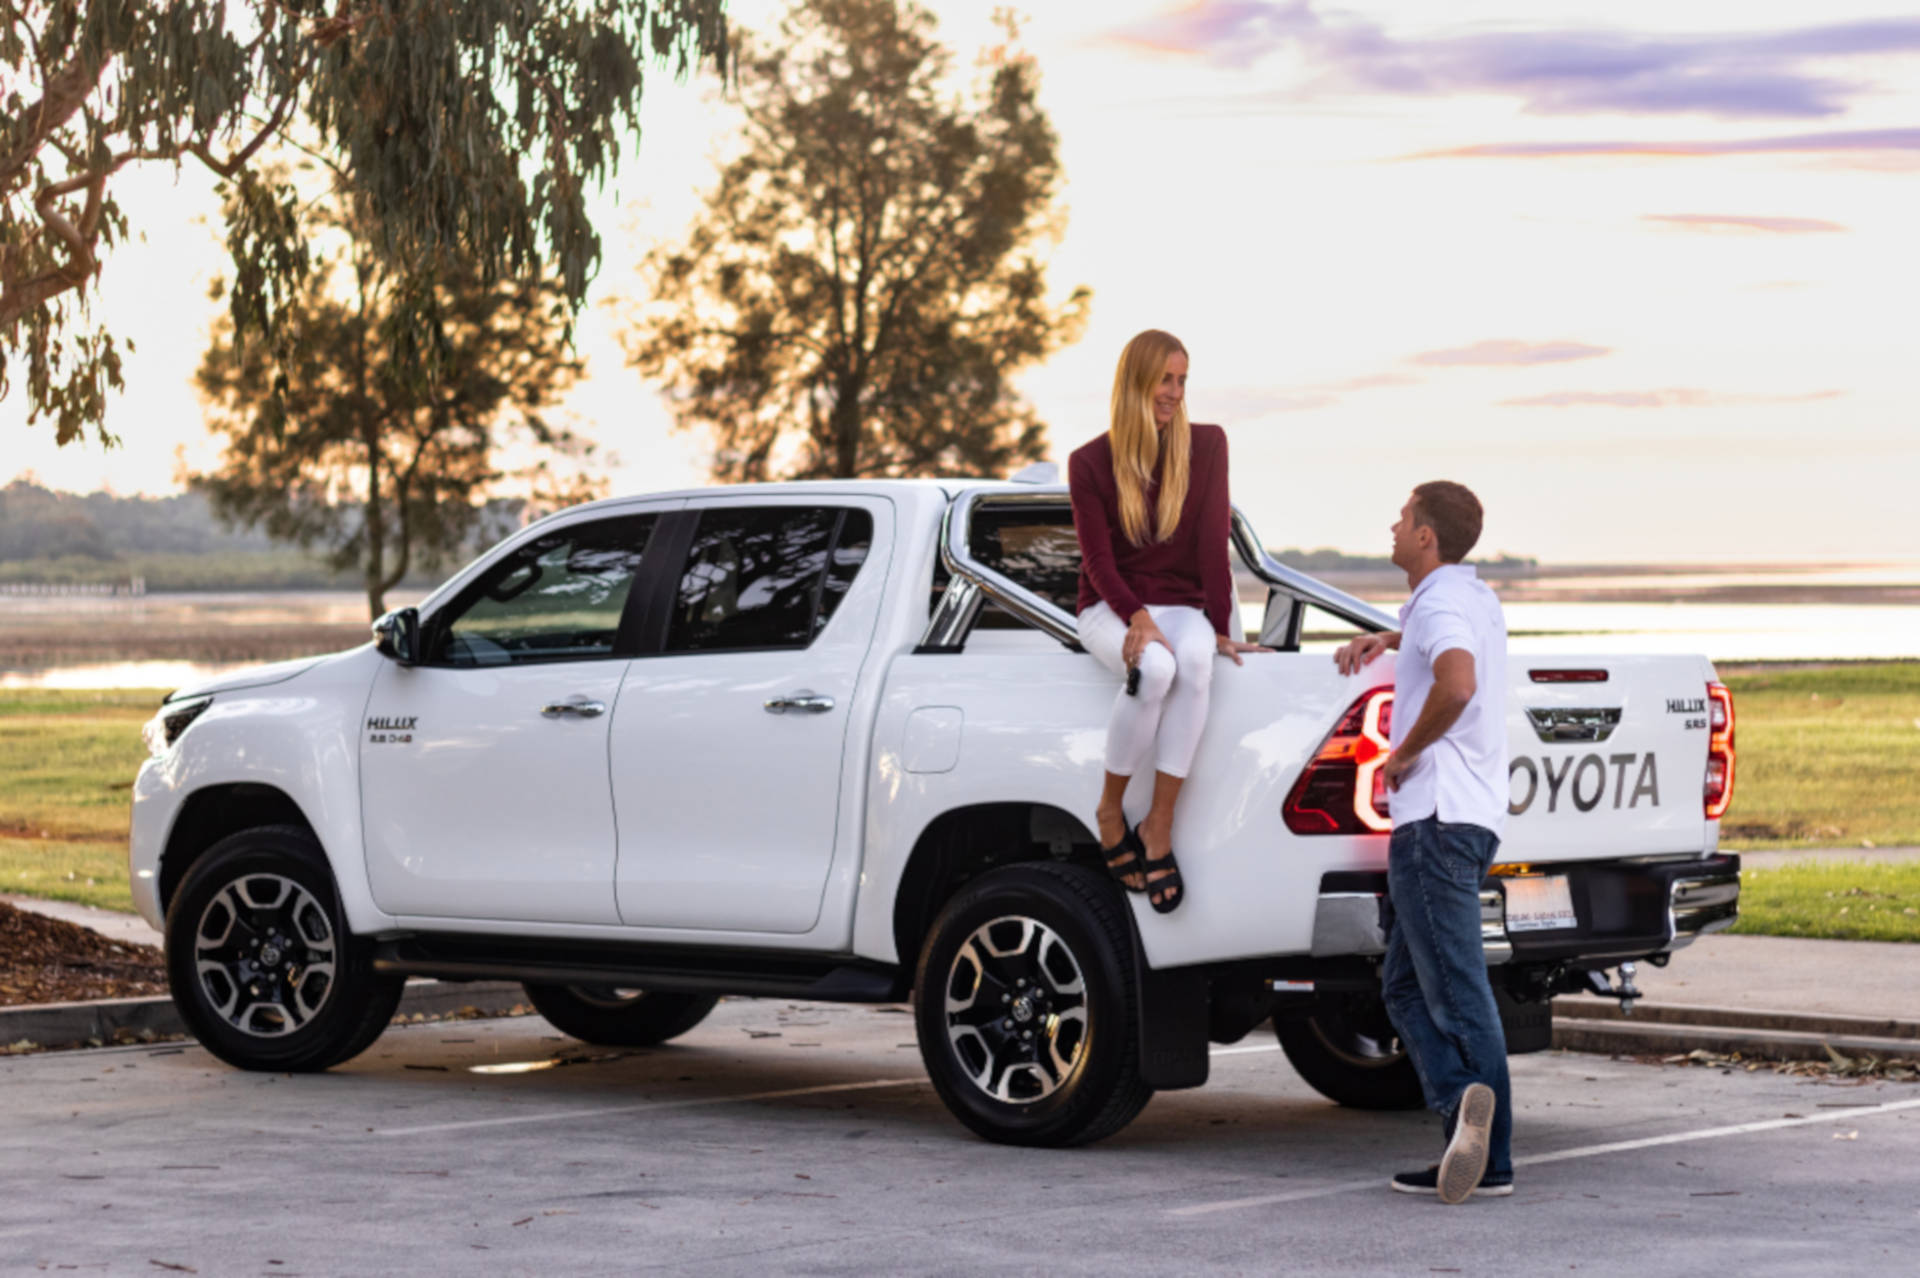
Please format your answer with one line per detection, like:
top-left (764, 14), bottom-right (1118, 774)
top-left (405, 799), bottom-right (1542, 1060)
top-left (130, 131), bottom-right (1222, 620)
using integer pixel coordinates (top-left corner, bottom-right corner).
top-left (522, 984), bottom-right (720, 1046)
top-left (1274, 992), bottom-right (1426, 1110)
top-left (165, 825), bottom-right (404, 1073)
top-left (914, 862), bottom-right (1152, 1147)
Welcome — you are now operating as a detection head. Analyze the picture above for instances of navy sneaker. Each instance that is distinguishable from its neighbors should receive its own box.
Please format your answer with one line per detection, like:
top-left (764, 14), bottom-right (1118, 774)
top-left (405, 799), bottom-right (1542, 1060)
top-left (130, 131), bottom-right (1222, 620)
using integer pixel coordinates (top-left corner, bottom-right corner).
top-left (1390, 1165), bottom-right (1514, 1198)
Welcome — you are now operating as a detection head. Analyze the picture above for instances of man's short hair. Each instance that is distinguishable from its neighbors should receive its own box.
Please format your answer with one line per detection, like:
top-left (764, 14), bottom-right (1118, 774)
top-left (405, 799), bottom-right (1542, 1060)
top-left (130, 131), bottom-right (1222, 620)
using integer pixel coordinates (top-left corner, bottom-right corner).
top-left (1411, 481), bottom-right (1483, 564)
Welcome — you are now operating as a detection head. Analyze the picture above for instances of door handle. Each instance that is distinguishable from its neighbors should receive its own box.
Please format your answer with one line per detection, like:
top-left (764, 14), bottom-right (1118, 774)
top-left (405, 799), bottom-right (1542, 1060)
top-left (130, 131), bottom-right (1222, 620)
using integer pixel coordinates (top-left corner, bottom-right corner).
top-left (764, 690), bottom-right (835, 715)
top-left (541, 698), bottom-right (607, 718)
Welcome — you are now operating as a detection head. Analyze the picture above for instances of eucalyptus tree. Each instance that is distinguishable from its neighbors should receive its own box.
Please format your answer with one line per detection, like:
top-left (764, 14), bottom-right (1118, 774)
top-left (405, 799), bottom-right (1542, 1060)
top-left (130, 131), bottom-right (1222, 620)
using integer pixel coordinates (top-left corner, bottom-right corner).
top-left (624, 0), bottom-right (1088, 482)
top-left (1, 0), bottom-right (727, 447)
top-left (194, 169), bottom-right (599, 620)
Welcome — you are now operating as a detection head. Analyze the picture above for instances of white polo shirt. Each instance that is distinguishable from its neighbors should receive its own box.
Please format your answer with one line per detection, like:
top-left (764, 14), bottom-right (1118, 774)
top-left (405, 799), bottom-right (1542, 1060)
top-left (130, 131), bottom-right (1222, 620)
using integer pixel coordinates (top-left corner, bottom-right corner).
top-left (1389, 564), bottom-right (1510, 836)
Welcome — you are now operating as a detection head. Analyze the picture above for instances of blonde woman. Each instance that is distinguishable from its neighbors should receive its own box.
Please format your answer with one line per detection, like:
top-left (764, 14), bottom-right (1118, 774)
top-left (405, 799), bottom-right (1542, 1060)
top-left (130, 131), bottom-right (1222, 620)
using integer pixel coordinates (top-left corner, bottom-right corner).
top-left (1069, 329), bottom-right (1265, 912)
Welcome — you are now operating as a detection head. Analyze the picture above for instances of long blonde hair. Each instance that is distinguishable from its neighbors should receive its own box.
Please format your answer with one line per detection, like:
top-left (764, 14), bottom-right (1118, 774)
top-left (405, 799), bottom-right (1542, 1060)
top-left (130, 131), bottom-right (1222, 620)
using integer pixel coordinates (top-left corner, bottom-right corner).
top-left (1109, 329), bottom-right (1190, 545)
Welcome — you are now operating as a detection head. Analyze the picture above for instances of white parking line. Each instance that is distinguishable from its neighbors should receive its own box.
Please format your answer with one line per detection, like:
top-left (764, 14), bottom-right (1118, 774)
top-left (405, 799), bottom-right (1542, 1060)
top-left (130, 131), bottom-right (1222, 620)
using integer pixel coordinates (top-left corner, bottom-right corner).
top-left (1168, 1096), bottom-right (1920, 1217)
top-left (374, 1077), bottom-right (929, 1137)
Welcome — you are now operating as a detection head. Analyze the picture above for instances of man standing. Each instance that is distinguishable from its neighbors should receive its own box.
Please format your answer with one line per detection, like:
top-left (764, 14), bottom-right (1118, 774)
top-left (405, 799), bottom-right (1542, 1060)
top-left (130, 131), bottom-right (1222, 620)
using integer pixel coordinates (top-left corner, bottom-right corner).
top-left (1335, 481), bottom-right (1512, 1204)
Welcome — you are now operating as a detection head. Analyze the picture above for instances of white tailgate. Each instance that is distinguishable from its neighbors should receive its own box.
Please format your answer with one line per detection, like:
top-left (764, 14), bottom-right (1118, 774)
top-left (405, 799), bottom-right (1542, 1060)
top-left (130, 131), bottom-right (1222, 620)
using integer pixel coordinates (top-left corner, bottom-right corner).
top-left (1500, 652), bottom-right (1719, 862)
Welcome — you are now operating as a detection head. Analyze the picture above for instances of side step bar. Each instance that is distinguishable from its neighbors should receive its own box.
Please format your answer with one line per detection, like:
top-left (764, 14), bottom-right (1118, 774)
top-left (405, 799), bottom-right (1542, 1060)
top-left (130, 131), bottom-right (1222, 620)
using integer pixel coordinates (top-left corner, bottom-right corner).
top-left (372, 935), bottom-right (904, 1004)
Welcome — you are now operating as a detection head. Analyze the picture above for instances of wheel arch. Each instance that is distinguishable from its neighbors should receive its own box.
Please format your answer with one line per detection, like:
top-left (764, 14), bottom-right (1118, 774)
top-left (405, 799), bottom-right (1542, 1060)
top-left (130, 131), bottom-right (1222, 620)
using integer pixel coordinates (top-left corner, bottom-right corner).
top-left (159, 783), bottom-right (318, 918)
top-left (889, 801), bottom-right (1100, 975)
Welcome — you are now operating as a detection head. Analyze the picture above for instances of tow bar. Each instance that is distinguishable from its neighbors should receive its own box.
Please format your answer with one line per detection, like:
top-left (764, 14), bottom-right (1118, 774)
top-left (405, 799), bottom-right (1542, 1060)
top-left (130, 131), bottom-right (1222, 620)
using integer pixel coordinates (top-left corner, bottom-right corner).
top-left (1585, 961), bottom-right (1642, 1014)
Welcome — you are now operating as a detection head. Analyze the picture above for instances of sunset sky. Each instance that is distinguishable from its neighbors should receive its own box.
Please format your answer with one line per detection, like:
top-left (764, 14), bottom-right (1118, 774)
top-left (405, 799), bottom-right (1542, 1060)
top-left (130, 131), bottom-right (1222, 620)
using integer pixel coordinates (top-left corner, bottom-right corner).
top-left (6, 1), bottom-right (1917, 565)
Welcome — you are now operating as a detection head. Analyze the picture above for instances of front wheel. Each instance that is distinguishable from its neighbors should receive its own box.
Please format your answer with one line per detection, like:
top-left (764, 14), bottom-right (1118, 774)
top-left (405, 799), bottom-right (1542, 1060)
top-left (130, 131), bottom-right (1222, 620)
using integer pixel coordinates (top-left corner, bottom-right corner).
top-left (165, 825), bottom-right (403, 1072)
top-left (914, 862), bottom-right (1152, 1147)
top-left (1274, 993), bottom-right (1426, 1110)
top-left (522, 984), bottom-right (719, 1046)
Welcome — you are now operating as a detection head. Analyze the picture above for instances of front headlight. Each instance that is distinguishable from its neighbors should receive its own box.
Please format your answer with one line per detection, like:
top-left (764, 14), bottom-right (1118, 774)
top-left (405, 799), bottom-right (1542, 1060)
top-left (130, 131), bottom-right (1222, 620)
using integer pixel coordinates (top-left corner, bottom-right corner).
top-left (143, 695), bottom-right (213, 758)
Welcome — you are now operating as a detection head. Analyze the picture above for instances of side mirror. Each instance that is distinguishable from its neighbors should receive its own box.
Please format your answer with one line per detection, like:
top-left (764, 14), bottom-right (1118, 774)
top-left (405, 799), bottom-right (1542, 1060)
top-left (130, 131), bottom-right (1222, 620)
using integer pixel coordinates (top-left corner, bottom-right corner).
top-left (372, 607), bottom-right (421, 666)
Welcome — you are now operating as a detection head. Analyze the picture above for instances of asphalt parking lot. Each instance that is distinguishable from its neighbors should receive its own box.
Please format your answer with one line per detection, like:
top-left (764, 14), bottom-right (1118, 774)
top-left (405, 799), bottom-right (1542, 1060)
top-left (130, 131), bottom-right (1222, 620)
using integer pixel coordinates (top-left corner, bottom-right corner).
top-left (5, 999), bottom-right (1917, 1276)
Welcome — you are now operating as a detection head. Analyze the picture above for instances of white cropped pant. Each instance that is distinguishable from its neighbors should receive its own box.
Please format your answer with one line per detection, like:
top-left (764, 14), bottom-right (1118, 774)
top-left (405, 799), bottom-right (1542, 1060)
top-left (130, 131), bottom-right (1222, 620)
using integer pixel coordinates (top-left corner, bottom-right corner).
top-left (1076, 601), bottom-right (1217, 780)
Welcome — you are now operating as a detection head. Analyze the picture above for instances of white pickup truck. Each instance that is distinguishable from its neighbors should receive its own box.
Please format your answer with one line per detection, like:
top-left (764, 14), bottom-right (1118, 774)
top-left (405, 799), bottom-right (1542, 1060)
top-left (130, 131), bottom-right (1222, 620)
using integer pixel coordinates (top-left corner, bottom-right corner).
top-left (129, 478), bottom-right (1740, 1146)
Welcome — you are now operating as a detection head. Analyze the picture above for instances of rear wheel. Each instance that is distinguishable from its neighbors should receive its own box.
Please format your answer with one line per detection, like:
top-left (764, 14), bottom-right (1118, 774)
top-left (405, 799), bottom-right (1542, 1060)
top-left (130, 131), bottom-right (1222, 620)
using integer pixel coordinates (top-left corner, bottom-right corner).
top-left (1274, 993), bottom-right (1426, 1110)
top-left (165, 825), bottom-right (403, 1072)
top-left (523, 984), bottom-right (720, 1046)
top-left (914, 862), bottom-right (1151, 1147)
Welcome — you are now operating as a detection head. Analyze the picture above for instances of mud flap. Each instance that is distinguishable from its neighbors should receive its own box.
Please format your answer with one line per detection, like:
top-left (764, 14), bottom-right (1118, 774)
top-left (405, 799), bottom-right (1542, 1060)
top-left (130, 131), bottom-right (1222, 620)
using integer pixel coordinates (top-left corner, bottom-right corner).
top-left (1131, 923), bottom-right (1210, 1090)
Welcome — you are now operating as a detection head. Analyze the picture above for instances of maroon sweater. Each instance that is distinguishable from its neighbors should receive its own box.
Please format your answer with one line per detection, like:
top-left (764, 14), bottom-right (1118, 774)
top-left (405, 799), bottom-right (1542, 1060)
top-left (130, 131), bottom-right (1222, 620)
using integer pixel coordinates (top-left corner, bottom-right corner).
top-left (1069, 422), bottom-right (1235, 638)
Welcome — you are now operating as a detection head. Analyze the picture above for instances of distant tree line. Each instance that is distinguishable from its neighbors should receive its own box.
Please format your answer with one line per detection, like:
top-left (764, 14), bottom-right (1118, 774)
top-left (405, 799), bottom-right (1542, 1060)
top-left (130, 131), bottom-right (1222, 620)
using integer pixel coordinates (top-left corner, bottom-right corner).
top-left (0, 479), bottom-right (525, 588)
top-left (1, 479), bottom-right (1543, 592)
top-left (1276, 547), bottom-right (1539, 575)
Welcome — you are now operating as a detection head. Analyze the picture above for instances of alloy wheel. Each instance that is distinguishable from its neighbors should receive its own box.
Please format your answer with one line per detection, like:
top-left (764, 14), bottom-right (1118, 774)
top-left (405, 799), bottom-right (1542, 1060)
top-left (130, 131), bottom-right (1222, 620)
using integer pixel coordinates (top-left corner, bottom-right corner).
top-left (943, 914), bottom-right (1089, 1103)
top-left (193, 873), bottom-right (337, 1038)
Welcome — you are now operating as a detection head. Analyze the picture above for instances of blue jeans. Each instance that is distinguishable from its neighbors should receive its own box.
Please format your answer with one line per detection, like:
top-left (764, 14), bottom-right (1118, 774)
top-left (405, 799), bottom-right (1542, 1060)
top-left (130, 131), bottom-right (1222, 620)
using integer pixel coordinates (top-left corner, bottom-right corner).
top-left (1382, 815), bottom-right (1512, 1178)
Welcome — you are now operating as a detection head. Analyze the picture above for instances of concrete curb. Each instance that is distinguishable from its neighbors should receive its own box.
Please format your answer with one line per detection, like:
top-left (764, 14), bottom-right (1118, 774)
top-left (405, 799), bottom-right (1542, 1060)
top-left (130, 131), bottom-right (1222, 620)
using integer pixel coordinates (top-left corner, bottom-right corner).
top-left (1, 980), bottom-right (527, 1051)
top-left (1556, 998), bottom-right (1918, 1042)
top-left (1553, 998), bottom-right (1920, 1063)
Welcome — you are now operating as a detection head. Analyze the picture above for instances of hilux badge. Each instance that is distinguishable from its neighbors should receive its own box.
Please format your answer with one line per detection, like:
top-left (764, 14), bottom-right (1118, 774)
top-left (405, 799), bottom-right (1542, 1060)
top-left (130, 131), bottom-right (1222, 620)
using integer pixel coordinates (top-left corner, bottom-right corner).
top-left (366, 715), bottom-right (418, 745)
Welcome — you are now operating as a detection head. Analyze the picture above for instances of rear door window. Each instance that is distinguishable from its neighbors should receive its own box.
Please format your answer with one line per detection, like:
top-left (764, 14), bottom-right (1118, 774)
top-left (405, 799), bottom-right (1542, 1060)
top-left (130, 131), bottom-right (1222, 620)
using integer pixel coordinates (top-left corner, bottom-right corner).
top-left (665, 506), bottom-right (875, 653)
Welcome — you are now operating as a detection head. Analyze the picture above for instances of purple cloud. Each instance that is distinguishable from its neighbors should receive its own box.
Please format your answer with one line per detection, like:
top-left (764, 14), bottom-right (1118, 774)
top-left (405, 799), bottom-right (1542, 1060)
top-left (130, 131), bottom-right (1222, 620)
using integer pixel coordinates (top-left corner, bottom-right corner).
top-left (1107, 4), bottom-right (1920, 120)
top-left (1420, 128), bottom-right (1920, 159)
top-left (1313, 371), bottom-right (1421, 392)
top-left (1503, 389), bottom-right (1844, 408)
top-left (1645, 214), bottom-right (1846, 234)
top-left (1412, 340), bottom-right (1611, 368)
top-left (1199, 387), bottom-right (1338, 419)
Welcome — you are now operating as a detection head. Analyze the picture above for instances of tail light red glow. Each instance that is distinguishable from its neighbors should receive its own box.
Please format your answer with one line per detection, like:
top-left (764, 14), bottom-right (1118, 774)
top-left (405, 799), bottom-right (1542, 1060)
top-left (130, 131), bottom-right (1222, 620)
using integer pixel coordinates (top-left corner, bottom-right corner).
top-left (1283, 688), bottom-right (1395, 835)
top-left (1704, 681), bottom-right (1735, 819)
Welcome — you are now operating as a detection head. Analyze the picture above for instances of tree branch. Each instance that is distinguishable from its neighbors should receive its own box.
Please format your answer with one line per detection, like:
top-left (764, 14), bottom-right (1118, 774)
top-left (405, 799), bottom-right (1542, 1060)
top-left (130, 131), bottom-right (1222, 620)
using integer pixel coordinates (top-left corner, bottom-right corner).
top-left (190, 69), bottom-right (309, 179)
top-left (0, 147), bottom-right (169, 327)
top-left (0, 43), bottom-right (109, 195)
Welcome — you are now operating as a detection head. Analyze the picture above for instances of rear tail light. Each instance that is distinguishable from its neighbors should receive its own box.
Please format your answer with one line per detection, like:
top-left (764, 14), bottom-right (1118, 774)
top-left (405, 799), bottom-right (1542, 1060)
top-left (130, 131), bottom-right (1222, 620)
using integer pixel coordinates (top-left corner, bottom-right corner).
top-left (1704, 681), bottom-right (1735, 819)
top-left (1283, 688), bottom-right (1394, 835)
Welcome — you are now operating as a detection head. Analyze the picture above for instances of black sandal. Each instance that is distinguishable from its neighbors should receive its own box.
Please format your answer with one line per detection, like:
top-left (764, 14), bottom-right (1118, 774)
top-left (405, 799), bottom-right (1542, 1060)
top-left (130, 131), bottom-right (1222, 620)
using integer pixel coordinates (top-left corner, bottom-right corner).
top-left (1143, 845), bottom-right (1185, 914)
top-left (1101, 824), bottom-right (1147, 893)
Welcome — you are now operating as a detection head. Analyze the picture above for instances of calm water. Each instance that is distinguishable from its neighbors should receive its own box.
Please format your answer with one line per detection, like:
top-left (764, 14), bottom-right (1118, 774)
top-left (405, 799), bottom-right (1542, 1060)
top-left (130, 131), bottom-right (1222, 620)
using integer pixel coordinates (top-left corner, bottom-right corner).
top-left (2, 572), bottom-right (1916, 689)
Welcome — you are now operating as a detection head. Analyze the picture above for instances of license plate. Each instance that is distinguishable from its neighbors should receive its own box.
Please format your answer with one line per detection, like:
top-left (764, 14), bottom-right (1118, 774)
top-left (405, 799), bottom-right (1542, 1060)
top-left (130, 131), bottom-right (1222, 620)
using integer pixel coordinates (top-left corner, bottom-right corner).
top-left (1504, 875), bottom-right (1577, 932)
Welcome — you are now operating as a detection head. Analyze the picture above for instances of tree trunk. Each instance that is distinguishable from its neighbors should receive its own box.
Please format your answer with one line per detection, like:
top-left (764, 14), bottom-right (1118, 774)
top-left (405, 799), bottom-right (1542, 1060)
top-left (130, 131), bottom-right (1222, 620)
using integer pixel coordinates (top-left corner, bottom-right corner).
top-left (364, 421), bottom-right (386, 620)
top-left (830, 373), bottom-right (863, 477)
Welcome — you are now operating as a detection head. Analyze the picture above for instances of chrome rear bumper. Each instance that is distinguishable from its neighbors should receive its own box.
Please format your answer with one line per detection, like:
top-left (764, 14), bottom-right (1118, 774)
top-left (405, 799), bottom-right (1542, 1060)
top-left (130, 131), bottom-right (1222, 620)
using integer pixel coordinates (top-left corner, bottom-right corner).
top-left (1668, 866), bottom-right (1741, 947)
top-left (1309, 854), bottom-right (1741, 965)
top-left (1308, 889), bottom-right (1508, 963)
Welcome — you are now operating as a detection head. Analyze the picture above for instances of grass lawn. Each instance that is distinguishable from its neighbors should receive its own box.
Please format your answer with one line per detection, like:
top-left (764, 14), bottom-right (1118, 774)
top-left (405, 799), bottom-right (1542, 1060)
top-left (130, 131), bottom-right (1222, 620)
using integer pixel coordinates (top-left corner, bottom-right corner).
top-left (1730, 859), bottom-right (1920, 944)
top-left (1717, 663), bottom-right (1920, 852)
top-left (0, 688), bottom-right (161, 912)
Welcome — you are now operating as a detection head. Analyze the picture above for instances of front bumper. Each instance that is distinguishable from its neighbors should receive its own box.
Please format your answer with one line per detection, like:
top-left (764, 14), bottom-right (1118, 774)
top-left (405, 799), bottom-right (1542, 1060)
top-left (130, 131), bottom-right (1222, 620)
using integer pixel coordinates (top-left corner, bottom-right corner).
top-left (1311, 854), bottom-right (1741, 966)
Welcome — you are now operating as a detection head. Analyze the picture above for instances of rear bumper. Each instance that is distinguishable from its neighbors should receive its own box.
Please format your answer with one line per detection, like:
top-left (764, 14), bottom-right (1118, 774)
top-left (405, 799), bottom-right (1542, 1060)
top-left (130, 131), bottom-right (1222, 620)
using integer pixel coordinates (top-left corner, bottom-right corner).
top-left (1312, 854), bottom-right (1741, 966)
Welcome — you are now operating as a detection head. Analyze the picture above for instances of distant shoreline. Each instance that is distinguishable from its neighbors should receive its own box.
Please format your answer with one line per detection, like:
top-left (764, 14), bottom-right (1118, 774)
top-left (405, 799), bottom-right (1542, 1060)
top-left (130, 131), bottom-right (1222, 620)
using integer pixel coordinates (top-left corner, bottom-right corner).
top-left (1253, 564), bottom-right (1920, 608)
